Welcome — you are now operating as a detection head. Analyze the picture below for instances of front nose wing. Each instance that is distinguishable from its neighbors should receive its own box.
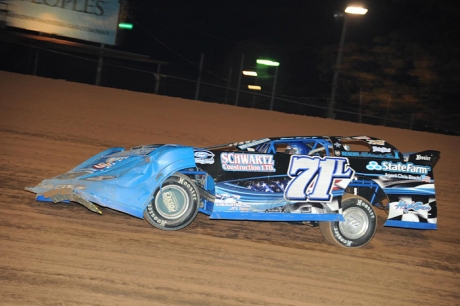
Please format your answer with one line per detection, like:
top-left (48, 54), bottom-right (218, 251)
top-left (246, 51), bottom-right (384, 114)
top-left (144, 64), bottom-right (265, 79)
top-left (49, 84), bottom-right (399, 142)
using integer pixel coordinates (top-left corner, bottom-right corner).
top-left (25, 187), bottom-right (102, 214)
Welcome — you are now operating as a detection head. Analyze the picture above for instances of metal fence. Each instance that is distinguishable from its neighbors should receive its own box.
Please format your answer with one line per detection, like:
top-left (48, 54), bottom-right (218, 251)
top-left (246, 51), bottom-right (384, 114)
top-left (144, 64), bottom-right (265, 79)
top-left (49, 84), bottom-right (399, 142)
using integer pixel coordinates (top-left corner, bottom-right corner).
top-left (3, 43), bottom-right (458, 136)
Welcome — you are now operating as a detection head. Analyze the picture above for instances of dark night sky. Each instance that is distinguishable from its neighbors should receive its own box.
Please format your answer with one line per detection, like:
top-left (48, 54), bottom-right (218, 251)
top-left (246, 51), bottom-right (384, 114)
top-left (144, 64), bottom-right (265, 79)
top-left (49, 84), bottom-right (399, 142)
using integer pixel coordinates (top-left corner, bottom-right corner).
top-left (124, 1), bottom-right (382, 56)
top-left (121, 1), bottom-right (377, 75)
top-left (115, 0), bottom-right (451, 97)
top-left (1, 0), bottom-right (450, 94)
top-left (120, 1), bottom-right (411, 64)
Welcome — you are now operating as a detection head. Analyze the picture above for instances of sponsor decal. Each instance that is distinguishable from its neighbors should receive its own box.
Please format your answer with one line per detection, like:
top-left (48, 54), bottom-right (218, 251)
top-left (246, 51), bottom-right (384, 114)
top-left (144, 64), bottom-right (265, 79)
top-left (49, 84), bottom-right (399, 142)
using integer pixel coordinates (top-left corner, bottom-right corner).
top-left (215, 201), bottom-right (252, 210)
top-left (147, 205), bottom-right (167, 227)
top-left (215, 194), bottom-right (251, 211)
top-left (55, 184), bottom-right (85, 190)
top-left (93, 162), bottom-right (112, 169)
top-left (128, 147), bottom-right (157, 155)
top-left (338, 151), bottom-right (396, 159)
top-left (352, 136), bottom-right (371, 141)
top-left (92, 157), bottom-right (128, 169)
top-left (368, 140), bottom-right (386, 145)
top-left (285, 156), bottom-right (354, 202)
top-left (178, 177), bottom-right (198, 201)
top-left (333, 226), bottom-right (352, 247)
top-left (348, 137), bottom-right (385, 145)
top-left (6, 0), bottom-right (120, 45)
top-left (416, 154), bottom-right (431, 161)
top-left (372, 146), bottom-right (391, 153)
top-left (194, 150), bottom-right (215, 164)
top-left (162, 191), bottom-right (179, 212)
top-left (356, 199), bottom-right (375, 219)
top-left (215, 194), bottom-right (240, 203)
top-left (395, 200), bottom-right (431, 214)
top-left (221, 152), bottom-right (275, 172)
top-left (384, 173), bottom-right (431, 182)
top-left (366, 161), bottom-right (430, 175)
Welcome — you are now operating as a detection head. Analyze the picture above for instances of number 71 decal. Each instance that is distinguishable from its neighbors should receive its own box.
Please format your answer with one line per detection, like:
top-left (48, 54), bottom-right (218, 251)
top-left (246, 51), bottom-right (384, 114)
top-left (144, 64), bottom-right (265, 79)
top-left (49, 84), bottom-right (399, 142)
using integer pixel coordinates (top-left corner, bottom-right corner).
top-left (285, 156), bottom-right (355, 202)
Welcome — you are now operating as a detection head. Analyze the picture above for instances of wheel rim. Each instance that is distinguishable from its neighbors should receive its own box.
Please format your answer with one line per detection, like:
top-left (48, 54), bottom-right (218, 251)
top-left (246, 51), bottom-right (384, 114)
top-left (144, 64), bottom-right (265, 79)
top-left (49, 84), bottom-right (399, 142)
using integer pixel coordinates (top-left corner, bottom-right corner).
top-left (339, 207), bottom-right (369, 239)
top-left (155, 185), bottom-right (190, 219)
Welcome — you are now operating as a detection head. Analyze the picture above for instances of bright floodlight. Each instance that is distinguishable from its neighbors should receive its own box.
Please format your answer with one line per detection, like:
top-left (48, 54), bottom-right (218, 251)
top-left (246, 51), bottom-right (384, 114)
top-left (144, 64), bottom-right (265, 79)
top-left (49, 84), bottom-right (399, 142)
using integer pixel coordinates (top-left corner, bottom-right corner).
top-left (256, 59), bottom-right (280, 67)
top-left (242, 71), bottom-right (257, 76)
top-left (248, 85), bottom-right (262, 90)
top-left (118, 22), bottom-right (134, 29)
top-left (345, 6), bottom-right (368, 15)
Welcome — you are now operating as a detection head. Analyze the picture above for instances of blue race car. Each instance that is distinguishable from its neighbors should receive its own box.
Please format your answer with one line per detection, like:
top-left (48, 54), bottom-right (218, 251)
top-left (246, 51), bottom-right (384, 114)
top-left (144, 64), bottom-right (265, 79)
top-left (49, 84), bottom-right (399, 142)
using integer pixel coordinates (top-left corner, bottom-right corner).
top-left (25, 136), bottom-right (440, 248)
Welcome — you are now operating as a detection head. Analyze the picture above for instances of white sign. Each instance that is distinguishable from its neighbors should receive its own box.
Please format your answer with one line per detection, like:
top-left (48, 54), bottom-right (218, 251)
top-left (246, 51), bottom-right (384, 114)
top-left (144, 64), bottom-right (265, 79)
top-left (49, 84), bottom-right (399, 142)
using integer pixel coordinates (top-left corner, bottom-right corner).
top-left (6, 0), bottom-right (120, 45)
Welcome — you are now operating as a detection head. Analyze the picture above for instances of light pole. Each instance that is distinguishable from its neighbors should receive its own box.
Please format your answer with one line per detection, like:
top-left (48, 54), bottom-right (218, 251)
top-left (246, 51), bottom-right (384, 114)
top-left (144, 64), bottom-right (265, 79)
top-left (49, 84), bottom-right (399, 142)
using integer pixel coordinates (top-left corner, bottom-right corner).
top-left (328, 6), bottom-right (368, 119)
top-left (256, 59), bottom-right (280, 110)
top-left (235, 54), bottom-right (245, 106)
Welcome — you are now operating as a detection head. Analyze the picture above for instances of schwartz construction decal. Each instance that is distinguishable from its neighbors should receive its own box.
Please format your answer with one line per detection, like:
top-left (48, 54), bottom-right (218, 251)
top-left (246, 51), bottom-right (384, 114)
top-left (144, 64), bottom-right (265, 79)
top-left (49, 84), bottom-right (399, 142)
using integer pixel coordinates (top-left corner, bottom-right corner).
top-left (221, 152), bottom-right (275, 172)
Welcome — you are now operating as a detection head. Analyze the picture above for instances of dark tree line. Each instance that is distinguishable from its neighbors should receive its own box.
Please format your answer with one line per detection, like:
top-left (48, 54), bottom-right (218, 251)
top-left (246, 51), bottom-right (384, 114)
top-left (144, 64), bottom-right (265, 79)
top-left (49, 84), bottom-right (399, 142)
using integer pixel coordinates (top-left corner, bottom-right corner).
top-left (318, 0), bottom-right (460, 133)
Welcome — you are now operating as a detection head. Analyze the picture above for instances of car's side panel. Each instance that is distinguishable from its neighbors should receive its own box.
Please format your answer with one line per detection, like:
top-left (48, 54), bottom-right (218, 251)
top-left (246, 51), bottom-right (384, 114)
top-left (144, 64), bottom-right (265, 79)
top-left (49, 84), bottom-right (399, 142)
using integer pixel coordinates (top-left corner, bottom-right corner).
top-left (331, 137), bottom-right (439, 230)
top-left (196, 140), bottom-right (355, 221)
top-left (195, 137), bottom-right (439, 229)
top-left (26, 145), bottom-right (197, 218)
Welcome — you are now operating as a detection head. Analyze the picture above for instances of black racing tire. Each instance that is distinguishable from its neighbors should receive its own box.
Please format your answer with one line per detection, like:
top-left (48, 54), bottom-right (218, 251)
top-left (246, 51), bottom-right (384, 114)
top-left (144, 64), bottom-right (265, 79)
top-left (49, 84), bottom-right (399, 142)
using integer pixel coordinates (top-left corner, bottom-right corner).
top-left (144, 173), bottom-right (200, 231)
top-left (319, 194), bottom-right (377, 248)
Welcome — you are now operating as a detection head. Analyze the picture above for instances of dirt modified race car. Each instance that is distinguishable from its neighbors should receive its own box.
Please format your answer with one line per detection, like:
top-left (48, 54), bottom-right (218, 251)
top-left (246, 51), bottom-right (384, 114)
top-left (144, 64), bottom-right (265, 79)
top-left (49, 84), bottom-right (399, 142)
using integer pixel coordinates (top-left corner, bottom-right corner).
top-left (25, 136), bottom-right (440, 248)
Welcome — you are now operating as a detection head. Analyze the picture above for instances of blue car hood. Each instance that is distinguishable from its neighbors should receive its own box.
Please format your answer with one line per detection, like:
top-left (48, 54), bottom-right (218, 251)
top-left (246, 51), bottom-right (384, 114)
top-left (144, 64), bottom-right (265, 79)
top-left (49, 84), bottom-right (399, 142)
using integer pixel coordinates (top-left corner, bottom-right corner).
top-left (25, 144), bottom-right (197, 218)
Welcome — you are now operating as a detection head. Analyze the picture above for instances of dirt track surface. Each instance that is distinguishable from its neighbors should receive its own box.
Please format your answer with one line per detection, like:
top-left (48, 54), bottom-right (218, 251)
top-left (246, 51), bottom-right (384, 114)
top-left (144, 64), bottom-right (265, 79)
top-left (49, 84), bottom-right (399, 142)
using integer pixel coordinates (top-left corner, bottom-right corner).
top-left (1, 71), bottom-right (459, 305)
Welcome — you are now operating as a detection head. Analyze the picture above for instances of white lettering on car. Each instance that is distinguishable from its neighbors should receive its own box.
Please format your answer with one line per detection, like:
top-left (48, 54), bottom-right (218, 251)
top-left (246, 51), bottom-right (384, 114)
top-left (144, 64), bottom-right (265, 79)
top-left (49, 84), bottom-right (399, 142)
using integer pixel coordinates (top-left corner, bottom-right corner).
top-left (285, 156), bottom-right (354, 202)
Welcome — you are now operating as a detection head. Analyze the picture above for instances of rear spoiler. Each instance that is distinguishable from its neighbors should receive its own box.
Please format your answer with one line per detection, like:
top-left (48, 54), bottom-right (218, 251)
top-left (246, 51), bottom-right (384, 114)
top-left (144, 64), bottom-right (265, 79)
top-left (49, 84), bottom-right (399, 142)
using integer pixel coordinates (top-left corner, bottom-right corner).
top-left (404, 150), bottom-right (440, 168)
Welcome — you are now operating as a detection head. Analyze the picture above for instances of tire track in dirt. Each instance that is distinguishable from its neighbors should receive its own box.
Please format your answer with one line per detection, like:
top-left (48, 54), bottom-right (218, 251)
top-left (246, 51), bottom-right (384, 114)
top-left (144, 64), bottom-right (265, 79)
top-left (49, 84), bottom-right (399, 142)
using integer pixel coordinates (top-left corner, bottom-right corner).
top-left (1, 71), bottom-right (459, 306)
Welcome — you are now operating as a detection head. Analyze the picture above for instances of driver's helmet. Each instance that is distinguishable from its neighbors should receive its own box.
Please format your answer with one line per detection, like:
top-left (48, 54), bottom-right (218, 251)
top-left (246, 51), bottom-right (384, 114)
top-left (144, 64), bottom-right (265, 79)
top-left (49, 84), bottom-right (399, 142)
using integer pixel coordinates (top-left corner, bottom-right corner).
top-left (285, 142), bottom-right (309, 155)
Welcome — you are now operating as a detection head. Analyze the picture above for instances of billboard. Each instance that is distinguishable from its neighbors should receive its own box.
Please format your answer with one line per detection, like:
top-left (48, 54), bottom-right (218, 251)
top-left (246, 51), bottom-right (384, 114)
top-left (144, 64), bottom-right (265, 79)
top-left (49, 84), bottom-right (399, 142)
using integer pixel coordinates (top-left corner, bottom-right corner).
top-left (5, 0), bottom-right (121, 45)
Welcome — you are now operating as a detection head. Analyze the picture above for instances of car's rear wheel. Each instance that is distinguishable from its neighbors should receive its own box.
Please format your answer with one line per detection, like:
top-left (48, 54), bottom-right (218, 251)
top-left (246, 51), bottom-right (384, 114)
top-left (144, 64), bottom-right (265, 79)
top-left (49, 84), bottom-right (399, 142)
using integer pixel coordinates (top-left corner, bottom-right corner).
top-left (319, 194), bottom-right (377, 248)
top-left (144, 173), bottom-right (199, 230)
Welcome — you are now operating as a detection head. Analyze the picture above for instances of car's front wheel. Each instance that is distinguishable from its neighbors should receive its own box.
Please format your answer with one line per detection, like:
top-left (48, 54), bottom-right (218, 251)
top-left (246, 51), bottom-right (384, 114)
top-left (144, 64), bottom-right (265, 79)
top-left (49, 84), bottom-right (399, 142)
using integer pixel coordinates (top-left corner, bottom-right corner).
top-left (144, 173), bottom-right (200, 230)
top-left (319, 194), bottom-right (377, 248)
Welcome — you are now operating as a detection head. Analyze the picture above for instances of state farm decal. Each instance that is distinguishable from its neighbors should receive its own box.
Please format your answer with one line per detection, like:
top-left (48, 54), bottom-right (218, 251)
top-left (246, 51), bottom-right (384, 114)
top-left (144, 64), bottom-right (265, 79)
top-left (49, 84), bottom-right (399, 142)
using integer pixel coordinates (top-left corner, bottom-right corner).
top-left (221, 152), bottom-right (275, 172)
top-left (366, 161), bottom-right (431, 175)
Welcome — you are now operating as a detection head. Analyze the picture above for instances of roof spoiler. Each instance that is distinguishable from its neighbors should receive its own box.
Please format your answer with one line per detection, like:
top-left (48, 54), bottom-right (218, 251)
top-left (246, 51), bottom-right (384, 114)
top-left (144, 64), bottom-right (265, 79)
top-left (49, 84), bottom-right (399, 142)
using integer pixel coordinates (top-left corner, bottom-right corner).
top-left (405, 150), bottom-right (440, 168)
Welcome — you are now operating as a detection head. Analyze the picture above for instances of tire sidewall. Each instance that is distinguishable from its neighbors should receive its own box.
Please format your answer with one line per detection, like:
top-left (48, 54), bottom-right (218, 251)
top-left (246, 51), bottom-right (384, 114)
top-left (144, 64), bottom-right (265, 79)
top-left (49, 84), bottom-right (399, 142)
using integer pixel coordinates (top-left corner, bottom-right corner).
top-left (330, 195), bottom-right (377, 248)
top-left (144, 174), bottom-right (199, 230)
